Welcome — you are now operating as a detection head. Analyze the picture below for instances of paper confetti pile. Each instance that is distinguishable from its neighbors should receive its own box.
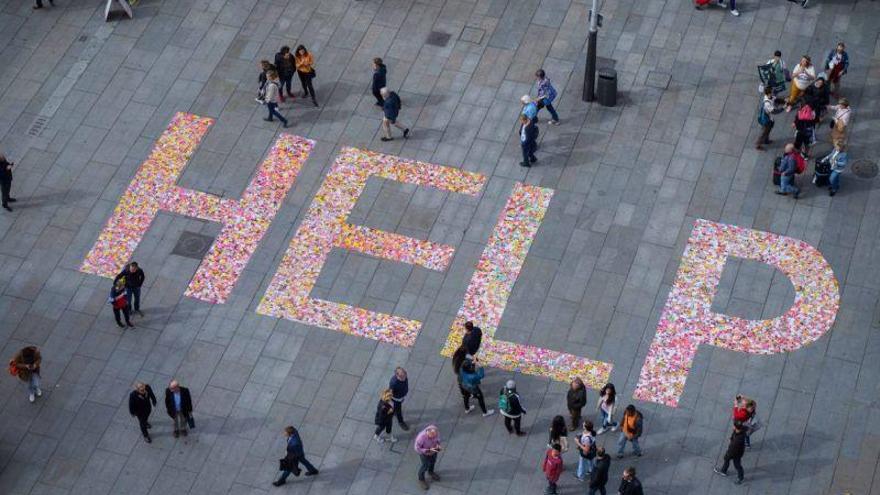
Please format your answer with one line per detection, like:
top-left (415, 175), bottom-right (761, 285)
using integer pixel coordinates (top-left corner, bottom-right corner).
top-left (633, 219), bottom-right (839, 407)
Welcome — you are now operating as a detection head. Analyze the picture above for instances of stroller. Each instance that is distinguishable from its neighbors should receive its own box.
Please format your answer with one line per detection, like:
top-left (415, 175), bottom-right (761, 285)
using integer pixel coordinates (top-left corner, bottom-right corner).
top-left (813, 155), bottom-right (831, 187)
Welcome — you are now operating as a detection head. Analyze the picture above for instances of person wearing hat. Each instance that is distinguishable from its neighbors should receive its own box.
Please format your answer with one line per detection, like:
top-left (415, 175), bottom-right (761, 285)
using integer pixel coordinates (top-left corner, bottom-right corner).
top-left (499, 380), bottom-right (526, 436)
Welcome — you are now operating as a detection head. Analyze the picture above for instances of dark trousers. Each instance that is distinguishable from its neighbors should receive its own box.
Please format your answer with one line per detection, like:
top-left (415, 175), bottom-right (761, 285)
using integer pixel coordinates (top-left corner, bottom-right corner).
top-left (374, 418), bottom-right (392, 436)
top-left (536, 100), bottom-right (559, 121)
top-left (1, 180), bottom-right (11, 206)
top-left (587, 486), bottom-right (607, 495)
top-left (372, 87), bottom-right (384, 105)
top-left (278, 456), bottom-right (319, 481)
top-left (113, 305), bottom-right (131, 326)
top-left (721, 454), bottom-right (744, 481)
top-left (418, 453), bottom-right (437, 481)
top-left (135, 413), bottom-right (150, 437)
top-left (461, 385), bottom-right (488, 413)
top-left (126, 287), bottom-right (141, 312)
top-left (546, 480), bottom-right (558, 494)
top-left (266, 103), bottom-right (288, 125)
top-left (298, 72), bottom-right (317, 103)
top-left (521, 141), bottom-right (536, 164)
top-left (504, 415), bottom-right (522, 434)
top-left (569, 408), bottom-right (582, 430)
top-left (756, 122), bottom-right (773, 145)
top-left (392, 399), bottom-right (406, 425)
top-left (279, 73), bottom-right (294, 97)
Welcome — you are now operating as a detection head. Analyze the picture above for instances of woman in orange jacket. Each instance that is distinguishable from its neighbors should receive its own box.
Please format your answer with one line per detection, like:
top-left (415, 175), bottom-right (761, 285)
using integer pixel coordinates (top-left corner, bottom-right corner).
top-left (295, 45), bottom-right (318, 107)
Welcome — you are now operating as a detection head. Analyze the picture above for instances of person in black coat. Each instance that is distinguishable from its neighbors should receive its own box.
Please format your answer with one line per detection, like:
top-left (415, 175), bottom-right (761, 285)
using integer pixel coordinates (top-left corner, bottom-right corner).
top-left (374, 388), bottom-right (396, 443)
top-left (618, 466), bottom-right (643, 495)
top-left (273, 425), bottom-right (319, 486)
top-left (114, 262), bottom-right (145, 315)
top-left (714, 421), bottom-right (747, 484)
top-left (164, 380), bottom-right (193, 438)
top-left (389, 367), bottom-right (410, 431)
top-left (372, 58), bottom-right (387, 106)
top-left (519, 114), bottom-right (538, 167)
top-left (589, 447), bottom-right (610, 495)
top-left (462, 321), bottom-right (482, 355)
top-left (0, 154), bottom-right (15, 212)
top-left (803, 77), bottom-right (831, 122)
top-left (128, 382), bottom-right (157, 442)
top-left (379, 88), bottom-right (409, 141)
top-left (567, 377), bottom-right (587, 431)
top-left (274, 46), bottom-right (295, 100)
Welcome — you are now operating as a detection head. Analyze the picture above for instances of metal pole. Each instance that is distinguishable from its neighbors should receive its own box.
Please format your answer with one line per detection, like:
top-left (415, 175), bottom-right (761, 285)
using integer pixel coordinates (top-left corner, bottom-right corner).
top-left (583, 0), bottom-right (599, 102)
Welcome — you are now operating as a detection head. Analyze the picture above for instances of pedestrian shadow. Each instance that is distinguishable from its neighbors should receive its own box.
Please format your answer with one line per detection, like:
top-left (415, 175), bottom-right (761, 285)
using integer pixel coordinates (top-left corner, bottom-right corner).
top-left (22, 188), bottom-right (87, 208)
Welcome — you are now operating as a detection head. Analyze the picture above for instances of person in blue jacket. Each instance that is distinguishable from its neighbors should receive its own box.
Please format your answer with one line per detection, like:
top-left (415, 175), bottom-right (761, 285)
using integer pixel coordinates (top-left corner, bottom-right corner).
top-left (371, 58), bottom-right (387, 106)
top-left (519, 114), bottom-right (539, 167)
top-left (389, 367), bottom-right (410, 431)
top-left (379, 87), bottom-right (410, 141)
top-left (775, 143), bottom-right (801, 199)
top-left (535, 70), bottom-right (560, 125)
top-left (459, 356), bottom-right (495, 417)
top-left (273, 426), bottom-right (319, 486)
top-left (823, 142), bottom-right (848, 196)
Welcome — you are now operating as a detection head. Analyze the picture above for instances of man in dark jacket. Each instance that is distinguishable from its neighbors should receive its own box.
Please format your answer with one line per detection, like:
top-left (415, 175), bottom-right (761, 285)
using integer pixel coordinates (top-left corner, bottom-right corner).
top-left (519, 114), bottom-right (538, 167)
top-left (389, 367), bottom-right (410, 431)
top-left (274, 46), bottom-right (295, 100)
top-left (775, 143), bottom-right (801, 199)
top-left (589, 447), bottom-right (611, 495)
top-left (803, 77), bottom-right (830, 121)
top-left (567, 378), bottom-right (587, 431)
top-left (273, 426), bottom-right (319, 486)
top-left (114, 262), bottom-right (145, 315)
top-left (462, 321), bottom-right (482, 355)
top-left (379, 87), bottom-right (409, 141)
top-left (617, 466), bottom-right (643, 495)
top-left (0, 154), bottom-right (15, 212)
top-left (164, 379), bottom-right (193, 438)
top-left (129, 382), bottom-right (157, 442)
top-left (714, 421), bottom-right (747, 484)
top-left (372, 58), bottom-right (387, 106)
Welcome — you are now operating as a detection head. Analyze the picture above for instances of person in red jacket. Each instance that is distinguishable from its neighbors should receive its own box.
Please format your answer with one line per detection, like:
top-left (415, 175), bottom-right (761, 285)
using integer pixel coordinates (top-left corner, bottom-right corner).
top-left (543, 444), bottom-right (564, 494)
top-left (109, 279), bottom-right (133, 328)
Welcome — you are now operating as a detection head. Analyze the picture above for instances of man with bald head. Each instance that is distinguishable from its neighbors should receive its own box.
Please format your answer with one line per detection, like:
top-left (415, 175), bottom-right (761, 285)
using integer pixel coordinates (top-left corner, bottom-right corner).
top-left (164, 379), bottom-right (193, 438)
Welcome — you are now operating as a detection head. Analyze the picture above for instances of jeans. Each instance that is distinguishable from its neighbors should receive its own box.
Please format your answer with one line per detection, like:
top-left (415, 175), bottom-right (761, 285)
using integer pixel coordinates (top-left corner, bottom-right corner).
top-left (537, 100), bottom-right (559, 122)
top-left (504, 416), bottom-right (522, 434)
top-left (577, 456), bottom-right (593, 479)
top-left (720, 454), bottom-right (744, 481)
top-left (588, 486), bottom-right (607, 495)
top-left (279, 73), bottom-right (294, 97)
top-left (462, 386), bottom-right (488, 414)
top-left (829, 170), bottom-right (841, 192)
top-left (28, 373), bottom-right (41, 395)
top-left (266, 102), bottom-right (288, 126)
top-left (126, 286), bottom-right (141, 312)
top-left (418, 453), bottom-right (437, 480)
top-left (521, 141), bottom-right (536, 164)
top-left (780, 174), bottom-right (799, 195)
top-left (392, 399), bottom-right (406, 425)
top-left (616, 433), bottom-right (641, 456)
top-left (600, 409), bottom-right (617, 429)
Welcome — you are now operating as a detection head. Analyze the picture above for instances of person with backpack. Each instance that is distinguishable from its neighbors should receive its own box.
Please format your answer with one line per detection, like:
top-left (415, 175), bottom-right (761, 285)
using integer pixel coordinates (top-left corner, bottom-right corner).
top-left (714, 421), bottom-right (748, 484)
top-left (263, 70), bottom-right (289, 128)
top-left (273, 46), bottom-right (296, 102)
top-left (534, 70), bottom-right (560, 125)
top-left (596, 383), bottom-right (618, 434)
top-left (389, 367), bottom-right (410, 431)
top-left (616, 405), bottom-right (643, 458)
top-left (109, 278), bottom-right (133, 328)
top-left (459, 357), bottom-right (495, 417)
top-left (589, 447), bottom-right (611, 495)
top-left (756, 86), bottom-right (782, 151)
top-left (499, 380), bottom-right (526, 436)
top-left (567, 377), bottom-right (587, 431)
top-left (792, 103), bottom-right (816, 157)
top-left (825, 42), bottom-right (849, 97)
top-left (575, 420), bottom-right (597, 480)
top-left (374, 388), bottom-right (397, 443)
top-left (10, 346), bottom-right (41, 402)
top-left (823, 142), bottom-right (848, 197)
top-left (542, 443), bottom-right (564, 494)
top-left (379, 87), bottom-right (409, 141)
top-left (776, 143), bottom-right (802, 199)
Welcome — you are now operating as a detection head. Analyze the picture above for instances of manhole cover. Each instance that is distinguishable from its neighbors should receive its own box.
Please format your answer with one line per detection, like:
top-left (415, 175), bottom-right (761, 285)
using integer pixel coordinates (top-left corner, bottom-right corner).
top-left (171, 231), bottom-right (215, 260)
top-left (426, 31), bottom-right (452, 47)
top-left (851, 159), bottom-right (878, 179)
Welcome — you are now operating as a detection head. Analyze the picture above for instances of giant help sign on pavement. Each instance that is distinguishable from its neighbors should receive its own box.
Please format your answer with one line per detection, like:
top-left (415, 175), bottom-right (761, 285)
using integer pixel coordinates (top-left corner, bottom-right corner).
top-left (79, 113), bottom-right (841, 408)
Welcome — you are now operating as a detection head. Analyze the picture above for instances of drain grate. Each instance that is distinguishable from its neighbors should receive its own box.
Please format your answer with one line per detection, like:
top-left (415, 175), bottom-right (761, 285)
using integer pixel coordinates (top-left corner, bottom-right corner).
top-left (27, 116), bottom-right (48, 137)
top-left (851, 159), bottom-right (878, 179)
top-left (426, 31), bottom-right (452, 47)
top-left (171, 231), bottom-right (215, 260)
top-left (459, 26), bottom-right (485, 44)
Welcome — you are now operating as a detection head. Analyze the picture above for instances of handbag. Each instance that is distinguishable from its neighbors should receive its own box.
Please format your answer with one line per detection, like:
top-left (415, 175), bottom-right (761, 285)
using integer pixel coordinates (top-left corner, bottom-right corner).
top-left (309, 68), bottom-right (317, 79)
top-left (279, 458), bottom-right (290, 471)
top-left (186, 415), bottom-right (195, 429)
top-left (7, 360), bottom-right (18, 377)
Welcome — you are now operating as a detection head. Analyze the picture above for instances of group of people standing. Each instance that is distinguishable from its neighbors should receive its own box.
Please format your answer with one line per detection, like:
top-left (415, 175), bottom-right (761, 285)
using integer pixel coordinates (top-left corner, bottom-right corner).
top-left (256, 45), bottom-right (319, 127)
top-left (757, 43), bottom-right (853, 198)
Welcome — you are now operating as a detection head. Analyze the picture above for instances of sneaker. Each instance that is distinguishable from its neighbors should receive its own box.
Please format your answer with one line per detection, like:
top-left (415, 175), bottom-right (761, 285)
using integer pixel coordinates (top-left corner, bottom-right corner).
top-left (793, 191), bottom-right (800, 199)
top-left (717, 0), bottom-right (726, 6)
top-left (144, 435), bottom-right (152, 443)
top-left (730, 9), bottom-right (740, 16)
top-left (389, 435), bottom-right (398, 443)
top-left (29, 393), bottom-right (35, 403)
top-left (36, 388), bottom-right (42, 397)
top-left (635, 452), bottom-right (642, 457)
top-left (465, 405), bottom-right (475, 414)
top-left (419, 479), bottom-right (429, 490)
top-left (515, 431), bottom-right (526, 437)
top-left (429, 472), bottom-right (440, 481)
top-left (374, 434), bottom-right (385, 443)
top-left (774, 191), bottom-right (787, 196)
top-left (305, 470), bottom-right (319, 476)
top-left (519, 161), bottom-right (531, 167)
top-left (482, 409), bottom-right (496, 417)
top-left (549, 120), bottom-right (560, 126)
top-left (403, 128), bottom-right (410, 139)
top-left (381, 137), bottom-right (393, 142)
top-left (596, 427), bottom-right (606, 435)
top-left (263, 118), bottom-right (274, 122)
top-left (829, 190), bottom-right (836, 197)
top-left (136, 310), bottom-right (144, 317)
top-left (611, 426), bottom-right (618, 432)
top-left (713, 467), bottom-right (728, 476)
top-left (272, 480), bottom-right (285, 487)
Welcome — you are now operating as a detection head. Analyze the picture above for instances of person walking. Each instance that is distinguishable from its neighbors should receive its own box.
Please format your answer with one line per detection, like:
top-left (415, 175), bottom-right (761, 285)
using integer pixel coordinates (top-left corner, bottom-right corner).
top-left (616, 405), bottom-right (643, 458)
top-left (10, 346), bottom-right (41, 402)
top-left (0, 154), bottom-right (15, 212)
top-left (114, 262), bottom-right (145, 316)
top-left (263, 71), bottom-right (289, 128)
top-left (825, 42), bottom-right (849, 97)
top-left (575, 420), bottom-right (597, 481)
top-left (414, 425), bottom-right (442, 490)
top-left (547, 415), bottom-right (569, 453)
top-left (776, 143), bottom-right (802, 199)
top-left (755, 86), bottom-right (782, 150)
top-left (273, 425), bottom-right (319, 486)
top-left (164, 379), bottom-right (193, 438)
top-left (273, 46), bottom-right (295, 102)
top-left (379, 88), bottom-right (409, 141)
top-left (389, 367), bottom-right (410, 431)
top-left (597, 383), bottom-right (618, 434)
top-left (535, 70), bottom-right (560, 125)
top-left (499, 380), bottom-right (526, 436)
top-left (459, 356), bottom-right (495, 417)
top-left (567, 377), bottom-right (587, 431)
top-left (294, 45), bottom-right (318, 106)
top-left (462, 321), bottom-right (482, 355)
top-left (372, 58), bottom-right (387, 106)
top-left (824, 142), bottom-right (848, 197)
top-left (374, 388), bottom-right (397, 443)
top-left (519, 114), bottom-right (538, 168)
top-left (788, 56), bottom-right (816, 105)
top-left (109, 278), bottom-right (133, 328)
top-left (828, 98), bottom-right (852, 148)
top-left (256, 60), bottom-right (275, 103)
top-left (714, 421), bottom-right (747, 484)
top-left (128, 382), bottom-right (157, 443)
top-left (542, 444), bottom-right (564, 494)
top-left (589, 447), bottom-right (610, 495)
top-left (716, 0), bottom-right (740, 16)
top-left (618, 467), bottom-right (644, 495)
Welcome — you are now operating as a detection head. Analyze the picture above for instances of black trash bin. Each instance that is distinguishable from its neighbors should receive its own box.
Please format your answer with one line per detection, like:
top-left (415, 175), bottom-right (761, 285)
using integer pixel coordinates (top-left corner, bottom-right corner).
top-left (596, 69), bottom-right (617, 107)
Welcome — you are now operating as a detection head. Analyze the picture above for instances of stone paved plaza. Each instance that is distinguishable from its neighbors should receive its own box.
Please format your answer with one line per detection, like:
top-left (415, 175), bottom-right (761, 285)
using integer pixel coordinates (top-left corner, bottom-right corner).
top-left (2, 0), bottom-right (880, 493)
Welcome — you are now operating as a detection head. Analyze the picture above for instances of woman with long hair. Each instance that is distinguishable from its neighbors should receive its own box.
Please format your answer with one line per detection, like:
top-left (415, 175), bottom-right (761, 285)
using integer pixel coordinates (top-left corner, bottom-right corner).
top-left (547, 415), bottom-right (569, 452)
top-left (294, 45), bottom-right (318, 106)
top-left (596, 383), bottom-right (617, 434)
top-left (374, 388), bottom-right (396, 443)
